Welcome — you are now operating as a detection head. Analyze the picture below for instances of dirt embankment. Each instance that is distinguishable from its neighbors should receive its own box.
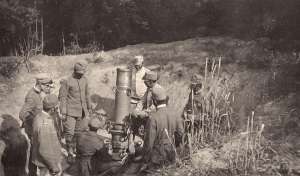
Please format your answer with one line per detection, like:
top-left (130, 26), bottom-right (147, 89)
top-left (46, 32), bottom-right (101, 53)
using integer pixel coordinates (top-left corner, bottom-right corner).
top-left (0, 36), bottom-right (300, 174)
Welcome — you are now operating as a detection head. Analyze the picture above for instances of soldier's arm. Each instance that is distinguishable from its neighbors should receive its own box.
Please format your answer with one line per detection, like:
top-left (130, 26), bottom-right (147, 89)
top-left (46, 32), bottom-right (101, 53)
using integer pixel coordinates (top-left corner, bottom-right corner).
top-left (38, 124), bottom-right (60, 173)
top-left (58, 79), bottom-right (68, 115)
top-left (95, 136), bottom-right (105, 151)
top-left (85, 79), bottom-right (92, 112)
top-left (133, 92), bottom-right (149, 118)
top-left (19, 96), bottom-right (36, 122)
top-left (0, 140), bottom-right (6, 176)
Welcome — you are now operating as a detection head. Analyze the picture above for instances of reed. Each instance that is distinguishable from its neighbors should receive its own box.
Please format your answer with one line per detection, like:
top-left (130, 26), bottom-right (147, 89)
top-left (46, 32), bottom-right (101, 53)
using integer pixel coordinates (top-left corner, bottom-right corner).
top-left (225, 112), bottom-right (269, 175)
top-left (188, 56), bottom-right (234, 147)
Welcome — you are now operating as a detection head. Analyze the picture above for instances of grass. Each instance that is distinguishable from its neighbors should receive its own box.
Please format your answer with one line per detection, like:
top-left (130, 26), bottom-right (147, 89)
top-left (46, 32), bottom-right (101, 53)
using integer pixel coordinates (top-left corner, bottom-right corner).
top-left (186, 56), bottom-right (234, 147)
top-left (226, 112), bottom-right (265, 175)
top-left (175, 56), bottom-right (280, 176)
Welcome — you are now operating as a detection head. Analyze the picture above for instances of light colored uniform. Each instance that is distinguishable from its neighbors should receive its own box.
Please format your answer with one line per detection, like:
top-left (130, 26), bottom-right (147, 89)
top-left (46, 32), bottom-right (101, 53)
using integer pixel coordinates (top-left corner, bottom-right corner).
top-left (135, 67), bottom-right (150, 98)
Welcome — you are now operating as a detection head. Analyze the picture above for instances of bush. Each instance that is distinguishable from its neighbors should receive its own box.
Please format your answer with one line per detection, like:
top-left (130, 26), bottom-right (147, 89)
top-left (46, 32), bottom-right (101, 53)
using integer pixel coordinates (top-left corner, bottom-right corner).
top-left (0, 57), bottom-right (22, 77)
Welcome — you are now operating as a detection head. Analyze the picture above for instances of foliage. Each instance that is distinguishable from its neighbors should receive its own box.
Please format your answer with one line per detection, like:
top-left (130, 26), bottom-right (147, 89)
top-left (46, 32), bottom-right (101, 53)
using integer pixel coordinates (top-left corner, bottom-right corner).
top-left (2, 0), bottom-right (300, 55)
top-left (0, 0), bottom-right (37, 55)
top-left (183, 57), bottom-right (234, 149)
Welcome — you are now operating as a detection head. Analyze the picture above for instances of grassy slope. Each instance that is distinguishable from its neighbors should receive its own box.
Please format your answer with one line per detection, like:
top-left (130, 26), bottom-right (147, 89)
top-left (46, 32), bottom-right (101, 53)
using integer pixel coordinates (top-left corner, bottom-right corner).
top-left (0, 36), bottom-right (300, 173)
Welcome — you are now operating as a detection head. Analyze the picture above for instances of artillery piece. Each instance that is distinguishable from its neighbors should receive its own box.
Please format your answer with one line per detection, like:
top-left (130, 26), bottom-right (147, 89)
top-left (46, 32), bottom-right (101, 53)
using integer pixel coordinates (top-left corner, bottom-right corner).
top-left (108, 68), bottom-right (133, 161)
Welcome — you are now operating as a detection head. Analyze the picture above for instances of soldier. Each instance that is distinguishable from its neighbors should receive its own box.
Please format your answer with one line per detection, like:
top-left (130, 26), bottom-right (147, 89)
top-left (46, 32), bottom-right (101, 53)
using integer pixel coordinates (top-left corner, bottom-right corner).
top-left (133, 71), bottom-right (166, 118)
top-left (133, 55), bottom-right (150, 99)
top-left (182, 74), bottom-right (204, 132)
top-left (142, 85), bottom-right (184, 171)
top-left (19, 73), bottom-right (54, 139)
top-left (76, 117), bottom-right (106, 176)
top-left (0, 114), bottom-right (29, 176)
top-left (31, 94), bottom-right (62, 176)
top-left (58, 61), bottom-right (92, 161)
top-left (131, 71), bottom-right (166, 139)
top-left (19, 73), bottom-right (54, 176)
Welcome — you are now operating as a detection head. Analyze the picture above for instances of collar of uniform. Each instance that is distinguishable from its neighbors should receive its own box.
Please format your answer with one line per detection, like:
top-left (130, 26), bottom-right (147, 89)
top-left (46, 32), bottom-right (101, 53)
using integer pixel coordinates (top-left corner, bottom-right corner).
top-left (42, 110), bottom-right (51, 118)
top-left (33, 85), bottom-right (41, 93)
top-left (136, 66), bottom-right (145, 73)
top-left (156, 104), bottom-right (166, 109)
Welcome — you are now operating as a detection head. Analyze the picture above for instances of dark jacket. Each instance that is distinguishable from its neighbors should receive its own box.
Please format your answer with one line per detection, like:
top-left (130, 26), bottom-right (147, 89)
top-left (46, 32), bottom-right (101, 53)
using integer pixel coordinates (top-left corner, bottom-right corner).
top-left (0, 136), bottom-right (28, 176)
top-left (143, 106), bottom-right (184, 166)
top-left (19, 87), bottom-right (43, 138)
top-left (59, 75), bottom-right (91, 118)
top-left (77, 131), bottom-right (104, 157)
top-left (32, 111), bottom-right (61, 172)
top-left (76, 131), bottom-right (105, 176)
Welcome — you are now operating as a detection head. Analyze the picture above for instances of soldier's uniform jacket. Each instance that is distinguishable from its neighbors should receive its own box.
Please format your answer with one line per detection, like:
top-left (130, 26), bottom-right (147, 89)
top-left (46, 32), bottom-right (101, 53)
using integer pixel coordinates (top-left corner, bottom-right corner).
top-left (32, 111), bottom-right (62, 172)
top-left (59, 75), bottom-right (91, 118)
top-left (77, 131), bottom-right (104, 157)
top-left (19, 87), bottom-right (43, 138)
top-left (143, 106), bottom-right (184, 165)
top-left (135, 83), bottom-right (166, 115)
top-left (184, 91), bottom-right (212, 121)
top-left (76, 131), bottom-right (105, 176)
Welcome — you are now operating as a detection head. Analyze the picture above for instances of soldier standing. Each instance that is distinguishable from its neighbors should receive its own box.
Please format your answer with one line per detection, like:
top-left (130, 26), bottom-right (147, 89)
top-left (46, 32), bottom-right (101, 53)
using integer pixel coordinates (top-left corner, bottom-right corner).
top-left (182, 74), bottom-right (203, 132)
top-left (58, 61), bottom-right (91, 161)
top-left (132, 55), bottom-right (150, 99)
top-left (19, 73), bottom-right (54, 176)
top-left (19, 73), bottom-right (54, 139)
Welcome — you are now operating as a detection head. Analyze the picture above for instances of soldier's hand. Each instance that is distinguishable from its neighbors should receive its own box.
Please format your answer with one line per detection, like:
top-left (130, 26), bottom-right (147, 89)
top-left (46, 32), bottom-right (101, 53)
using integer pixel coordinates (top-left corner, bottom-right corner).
top-left (60, 115), bottom-right (67, 121)
top-left (56, 108), bottom-right (66, 121)
top-left (139, 111), bottom-right (149, 118)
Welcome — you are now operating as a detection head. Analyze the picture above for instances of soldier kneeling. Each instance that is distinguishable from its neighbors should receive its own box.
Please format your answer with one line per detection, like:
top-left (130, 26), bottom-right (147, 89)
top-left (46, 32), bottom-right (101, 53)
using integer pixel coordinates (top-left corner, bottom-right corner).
top-left (76, 117), bottom-right (123, 176)
top-left (76, 117), bottom-right (106, 176)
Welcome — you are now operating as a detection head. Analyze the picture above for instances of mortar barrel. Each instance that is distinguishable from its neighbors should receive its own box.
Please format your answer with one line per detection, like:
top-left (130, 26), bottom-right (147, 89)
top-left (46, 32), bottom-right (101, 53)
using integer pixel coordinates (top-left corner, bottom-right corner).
top-left (113, 68), bottom-right (132, 123)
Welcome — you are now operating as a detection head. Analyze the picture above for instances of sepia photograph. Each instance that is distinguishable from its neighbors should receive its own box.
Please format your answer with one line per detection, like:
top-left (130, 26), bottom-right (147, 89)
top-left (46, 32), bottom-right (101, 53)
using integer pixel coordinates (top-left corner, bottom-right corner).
top-left (0, 0), bottom-right (300, 175)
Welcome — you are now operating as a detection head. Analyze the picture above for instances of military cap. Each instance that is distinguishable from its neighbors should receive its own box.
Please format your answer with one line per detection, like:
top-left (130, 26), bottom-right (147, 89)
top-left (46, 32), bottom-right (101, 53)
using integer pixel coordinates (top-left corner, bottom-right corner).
top-left (36, 73), bottom-right (53, 85)
top-left (191, 74), bottom-right (202, 83)
top-left (94, 108), bottom-right (107, 116)
top-left (142, 71), bottom-right (158, 81)
top-left (43, 94), bottom-right (59, 110)
top-left (134, 55), bottom-right (144, 66)
top-left (74, 60), bottom-right (88, 74)
top-left (88, 117), bottom-right (105, 130)
top-left (152, 84), bottom-right (167, 101)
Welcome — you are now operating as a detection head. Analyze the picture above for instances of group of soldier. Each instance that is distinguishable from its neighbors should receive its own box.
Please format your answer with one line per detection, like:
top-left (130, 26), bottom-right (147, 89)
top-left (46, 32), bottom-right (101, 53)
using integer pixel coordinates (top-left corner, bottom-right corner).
top-left (0, 55), bottom-right (202, 176)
